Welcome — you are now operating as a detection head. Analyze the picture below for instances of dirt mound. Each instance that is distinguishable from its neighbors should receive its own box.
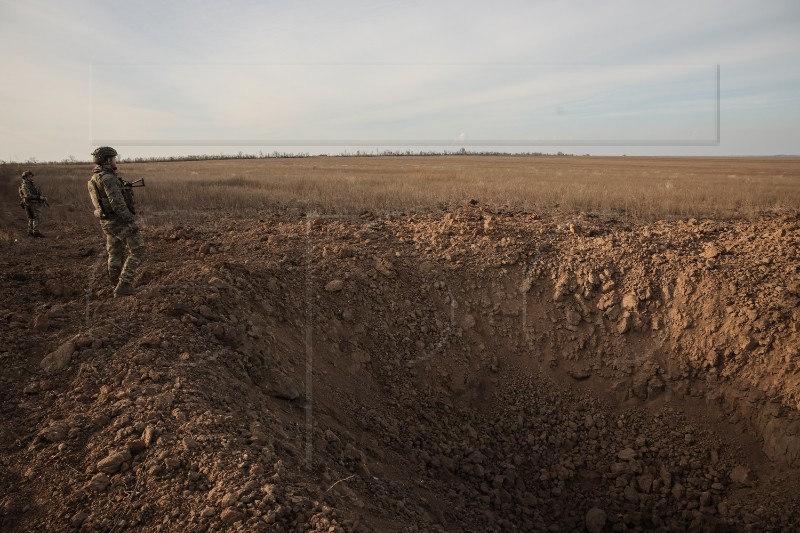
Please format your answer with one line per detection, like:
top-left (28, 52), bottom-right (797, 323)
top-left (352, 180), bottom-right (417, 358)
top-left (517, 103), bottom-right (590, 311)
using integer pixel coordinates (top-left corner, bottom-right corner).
top-left (1, 209), bottom-right (800, 531)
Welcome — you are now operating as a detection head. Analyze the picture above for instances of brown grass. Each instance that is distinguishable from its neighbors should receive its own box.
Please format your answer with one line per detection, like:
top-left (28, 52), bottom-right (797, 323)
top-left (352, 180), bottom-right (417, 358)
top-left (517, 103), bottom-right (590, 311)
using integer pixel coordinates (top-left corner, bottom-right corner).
top-left (2, 156), bottom-right (799, 226)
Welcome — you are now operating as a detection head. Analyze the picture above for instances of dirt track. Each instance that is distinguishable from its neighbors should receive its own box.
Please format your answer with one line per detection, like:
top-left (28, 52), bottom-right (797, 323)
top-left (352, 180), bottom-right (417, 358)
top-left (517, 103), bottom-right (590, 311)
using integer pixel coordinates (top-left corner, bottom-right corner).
top-left (2, 203), bottom-right (800, 531)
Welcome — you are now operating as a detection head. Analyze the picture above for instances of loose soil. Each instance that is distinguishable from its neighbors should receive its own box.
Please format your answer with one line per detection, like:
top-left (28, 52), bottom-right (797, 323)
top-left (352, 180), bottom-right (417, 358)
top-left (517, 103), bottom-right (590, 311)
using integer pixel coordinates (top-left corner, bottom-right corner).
top-left (2, 203), bottom-right (800, 531)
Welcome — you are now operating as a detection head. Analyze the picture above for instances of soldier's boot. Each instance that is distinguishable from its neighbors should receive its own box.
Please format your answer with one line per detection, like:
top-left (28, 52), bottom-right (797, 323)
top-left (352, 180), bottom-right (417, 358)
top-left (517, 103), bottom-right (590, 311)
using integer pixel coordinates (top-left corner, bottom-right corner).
top-left (108, 267), bottom-right (122, 286)
top-left (113, 281), bottom-right (137, 298)
top-left (32, 230), bottom-right (45, 238)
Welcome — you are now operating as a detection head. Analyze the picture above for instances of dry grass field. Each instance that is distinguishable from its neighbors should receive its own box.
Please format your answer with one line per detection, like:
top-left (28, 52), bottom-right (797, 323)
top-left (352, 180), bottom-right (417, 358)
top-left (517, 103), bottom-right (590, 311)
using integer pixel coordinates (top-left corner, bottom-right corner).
top-left (2, 156), bottom-right (799, 225)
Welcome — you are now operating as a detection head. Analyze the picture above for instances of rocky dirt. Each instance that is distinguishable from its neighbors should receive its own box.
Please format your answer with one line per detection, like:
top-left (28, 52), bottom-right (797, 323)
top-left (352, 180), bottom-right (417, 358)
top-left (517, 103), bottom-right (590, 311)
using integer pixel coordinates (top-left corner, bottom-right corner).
top-left (1, 205), bottom-right (800, 532)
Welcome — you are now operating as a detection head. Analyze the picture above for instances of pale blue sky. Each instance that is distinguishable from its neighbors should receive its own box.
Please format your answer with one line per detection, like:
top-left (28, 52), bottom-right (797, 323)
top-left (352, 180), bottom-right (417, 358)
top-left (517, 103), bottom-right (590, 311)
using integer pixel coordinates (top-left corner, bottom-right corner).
top-left (1, 0), bottom-right (798, 161)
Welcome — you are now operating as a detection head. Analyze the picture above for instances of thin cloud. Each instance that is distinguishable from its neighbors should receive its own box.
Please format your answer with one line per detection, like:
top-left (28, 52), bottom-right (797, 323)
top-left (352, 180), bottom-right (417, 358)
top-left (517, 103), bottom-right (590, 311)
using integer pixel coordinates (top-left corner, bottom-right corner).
top-left (1, 0), bottom-right (798, 159)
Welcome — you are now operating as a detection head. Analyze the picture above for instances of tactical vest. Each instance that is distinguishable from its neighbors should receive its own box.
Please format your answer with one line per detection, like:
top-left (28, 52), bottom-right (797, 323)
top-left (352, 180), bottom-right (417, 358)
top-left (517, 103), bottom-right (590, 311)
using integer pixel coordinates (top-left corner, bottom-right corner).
top-left (88, 170), bottom-right (135, 219)
top-left (19, 179), bottom-right (42, 205)
top-left (121, 183), bottom-right (135, 215)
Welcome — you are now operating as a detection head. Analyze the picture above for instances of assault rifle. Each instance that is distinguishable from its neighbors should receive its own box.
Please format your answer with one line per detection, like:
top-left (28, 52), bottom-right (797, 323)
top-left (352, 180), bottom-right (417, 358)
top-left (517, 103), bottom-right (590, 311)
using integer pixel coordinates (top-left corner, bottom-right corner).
top-left (121, 178), bottom-right (145, 188)
top-left (19, 196), bottom-right (49, 209)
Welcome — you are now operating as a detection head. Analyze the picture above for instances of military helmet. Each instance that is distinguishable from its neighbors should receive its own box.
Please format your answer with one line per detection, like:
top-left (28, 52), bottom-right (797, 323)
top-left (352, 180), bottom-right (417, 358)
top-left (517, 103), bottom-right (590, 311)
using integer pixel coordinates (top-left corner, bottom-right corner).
top-left (92, 146), bottom-right (118, 165)
top-left (22, 170), bottom-right (34, 178)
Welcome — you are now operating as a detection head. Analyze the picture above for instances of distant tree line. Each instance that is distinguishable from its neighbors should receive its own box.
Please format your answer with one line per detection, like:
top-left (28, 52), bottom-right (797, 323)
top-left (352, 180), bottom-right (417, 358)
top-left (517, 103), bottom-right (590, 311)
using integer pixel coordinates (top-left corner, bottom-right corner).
top-left (2, 148), bottom-right (578, 165)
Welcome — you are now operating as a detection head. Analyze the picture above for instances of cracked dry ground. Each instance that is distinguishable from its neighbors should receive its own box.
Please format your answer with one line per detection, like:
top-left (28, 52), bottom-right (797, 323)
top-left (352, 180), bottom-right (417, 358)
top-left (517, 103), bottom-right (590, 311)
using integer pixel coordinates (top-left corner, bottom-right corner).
top-left (1, 209), bottom-right (800, 532)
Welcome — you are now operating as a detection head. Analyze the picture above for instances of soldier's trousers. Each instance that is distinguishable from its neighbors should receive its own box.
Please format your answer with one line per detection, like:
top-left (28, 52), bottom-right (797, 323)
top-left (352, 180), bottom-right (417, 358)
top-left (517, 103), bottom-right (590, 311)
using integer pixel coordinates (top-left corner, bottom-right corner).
top-left (100, 218), bottom-right (146, 285)
top-left (25, 205), bottom-right (40, 233)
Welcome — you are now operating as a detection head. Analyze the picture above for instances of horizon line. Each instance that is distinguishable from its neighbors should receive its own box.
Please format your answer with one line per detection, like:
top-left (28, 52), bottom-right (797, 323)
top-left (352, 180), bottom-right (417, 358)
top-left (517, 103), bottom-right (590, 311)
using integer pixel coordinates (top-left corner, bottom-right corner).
top-left (93, 139), bottom-right (721, 147)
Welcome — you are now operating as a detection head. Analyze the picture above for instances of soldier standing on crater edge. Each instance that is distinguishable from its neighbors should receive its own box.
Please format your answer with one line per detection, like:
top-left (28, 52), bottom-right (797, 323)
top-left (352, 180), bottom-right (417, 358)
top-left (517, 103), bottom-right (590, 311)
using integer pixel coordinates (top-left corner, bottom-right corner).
top-left (87, 146), bottom-right (146, 298)
top-left (19, 170), bottom-right (47, 237)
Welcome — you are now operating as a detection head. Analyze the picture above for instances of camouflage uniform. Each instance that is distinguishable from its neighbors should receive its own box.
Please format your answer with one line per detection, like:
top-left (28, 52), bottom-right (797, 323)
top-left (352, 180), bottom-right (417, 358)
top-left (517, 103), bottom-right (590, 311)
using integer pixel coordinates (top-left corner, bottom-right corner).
top-left (19, 172), bottom-right (45, 236)
top-left (88, 164), bottom-right (146, 291)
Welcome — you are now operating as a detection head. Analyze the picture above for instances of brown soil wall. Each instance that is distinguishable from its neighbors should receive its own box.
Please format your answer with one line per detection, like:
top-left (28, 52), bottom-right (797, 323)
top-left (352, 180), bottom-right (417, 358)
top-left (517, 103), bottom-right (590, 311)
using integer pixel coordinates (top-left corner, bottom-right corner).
top-left (2, 211), bottom-right (799, 531)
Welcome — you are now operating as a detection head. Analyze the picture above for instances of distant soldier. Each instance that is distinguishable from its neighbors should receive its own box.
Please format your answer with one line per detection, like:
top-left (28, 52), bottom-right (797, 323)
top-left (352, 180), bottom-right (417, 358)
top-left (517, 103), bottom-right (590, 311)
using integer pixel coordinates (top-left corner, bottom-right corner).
top-left (19, 170), bottom-right (47, 237)
top-left (87, 146), bottom-right (146, 297)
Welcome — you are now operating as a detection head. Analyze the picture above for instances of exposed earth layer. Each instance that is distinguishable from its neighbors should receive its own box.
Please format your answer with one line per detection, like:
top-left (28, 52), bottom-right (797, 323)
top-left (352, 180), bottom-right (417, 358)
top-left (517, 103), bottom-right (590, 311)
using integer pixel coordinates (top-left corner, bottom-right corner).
top-left (2, 207), bottom-right (800, 532)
